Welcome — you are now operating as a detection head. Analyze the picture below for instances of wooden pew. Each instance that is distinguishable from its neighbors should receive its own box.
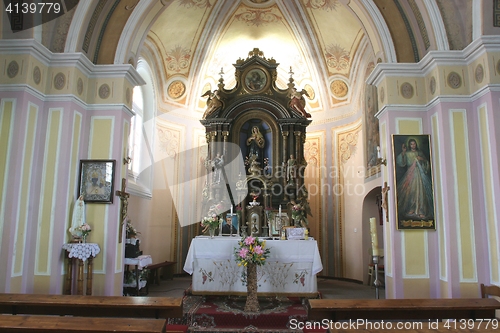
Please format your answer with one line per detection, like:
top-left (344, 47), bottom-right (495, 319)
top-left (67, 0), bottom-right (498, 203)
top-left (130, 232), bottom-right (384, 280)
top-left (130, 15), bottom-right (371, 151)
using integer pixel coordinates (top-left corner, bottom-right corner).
top-left (0, 294), bottom-right (183, 319)
top-left (307, 298), bottom-right (500, 322)
top-left (147, 261), bottom-right (177, 285)
top-left (0, 315), bottom-right (166, 333)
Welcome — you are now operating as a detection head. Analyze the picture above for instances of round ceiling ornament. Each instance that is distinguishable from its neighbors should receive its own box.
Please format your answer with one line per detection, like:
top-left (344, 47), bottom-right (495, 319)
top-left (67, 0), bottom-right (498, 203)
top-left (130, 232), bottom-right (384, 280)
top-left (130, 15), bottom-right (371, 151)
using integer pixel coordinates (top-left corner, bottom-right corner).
top-left (475, 64), bottom-right (484, 84)
top-left (77, 78), bottom-right (83, 95)
top-left (99, 83), bottom-right (110, 99)
top-left (54, 72), bottom-right (66, 90)
top-left (447, 71), bottom-right (461, 89)
top-left (400, 82), bottom-right (414, 99)
top-left (7, 61), bottom-right (19, 78)
top-left (33, 66), bottom-right (41, 85)
top-left (429, 76), bottom-right (436, 95)
top-left (168, 80), bottom-right (186, 100)
top-left (330, 80), bottom-right (348, 99)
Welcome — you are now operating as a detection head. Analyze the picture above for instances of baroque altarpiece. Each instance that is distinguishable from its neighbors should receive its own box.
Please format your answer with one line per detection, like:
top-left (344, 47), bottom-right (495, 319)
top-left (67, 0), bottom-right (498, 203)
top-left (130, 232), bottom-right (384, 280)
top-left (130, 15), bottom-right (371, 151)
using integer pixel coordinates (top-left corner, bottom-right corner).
top-left (200, 49), bottom-right (312, 237)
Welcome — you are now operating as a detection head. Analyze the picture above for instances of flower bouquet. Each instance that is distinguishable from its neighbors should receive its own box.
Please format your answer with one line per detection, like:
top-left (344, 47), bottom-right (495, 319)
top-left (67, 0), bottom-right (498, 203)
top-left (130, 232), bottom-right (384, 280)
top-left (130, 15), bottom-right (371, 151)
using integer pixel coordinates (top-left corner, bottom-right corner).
top-left (201, 213), bottom-right (220, 238)
top-left (234, 236), bottom-right (270, 312)
top-left (76, 223), bottom-right (92, 242)
top-left (126, 219), bottom-right (140, 239)
top-left (291, 203), bottom-right (308, 226)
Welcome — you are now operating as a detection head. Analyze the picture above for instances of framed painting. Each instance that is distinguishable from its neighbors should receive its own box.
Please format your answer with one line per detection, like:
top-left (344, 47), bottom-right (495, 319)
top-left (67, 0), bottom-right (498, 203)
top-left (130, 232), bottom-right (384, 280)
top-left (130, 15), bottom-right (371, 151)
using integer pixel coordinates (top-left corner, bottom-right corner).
top-left (222, 213), bottom-right (239, 236)
top-left (78, 159), bottom-right (115, 203)
top-left (271, 212), bottom-right (289, 236)
top-left (392, 135), bottom-right (435, 230)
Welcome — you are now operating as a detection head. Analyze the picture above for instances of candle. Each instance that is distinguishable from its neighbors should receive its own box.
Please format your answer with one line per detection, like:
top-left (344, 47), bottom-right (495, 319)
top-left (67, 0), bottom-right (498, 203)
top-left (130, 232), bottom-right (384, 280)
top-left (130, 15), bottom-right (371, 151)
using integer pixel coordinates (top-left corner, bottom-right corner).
top-left (377, 146), bottom-right (381, 159)
top-left (230, 205), bottom-right (233, 216)
top-left (279, 205), bottom-right (282, 216)
top-left (369, 217), bottom-right (379, 256)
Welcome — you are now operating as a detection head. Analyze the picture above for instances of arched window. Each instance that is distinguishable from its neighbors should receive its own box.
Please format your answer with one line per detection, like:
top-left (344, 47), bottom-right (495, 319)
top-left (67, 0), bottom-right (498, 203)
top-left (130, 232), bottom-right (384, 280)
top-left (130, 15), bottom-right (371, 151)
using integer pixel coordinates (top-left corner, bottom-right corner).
top-left (127, 59), bottom-right (155, 198)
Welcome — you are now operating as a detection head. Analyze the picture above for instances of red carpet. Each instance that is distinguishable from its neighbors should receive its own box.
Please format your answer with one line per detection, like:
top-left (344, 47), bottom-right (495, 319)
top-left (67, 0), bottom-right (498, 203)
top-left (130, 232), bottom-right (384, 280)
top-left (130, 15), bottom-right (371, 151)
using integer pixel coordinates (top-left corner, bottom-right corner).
top-left (168, 293), bottom-right (322, 332)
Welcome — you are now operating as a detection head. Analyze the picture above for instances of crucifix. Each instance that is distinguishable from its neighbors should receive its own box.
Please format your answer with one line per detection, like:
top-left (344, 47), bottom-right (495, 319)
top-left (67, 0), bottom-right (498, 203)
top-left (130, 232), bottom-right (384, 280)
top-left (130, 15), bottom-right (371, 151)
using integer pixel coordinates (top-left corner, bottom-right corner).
top-left (381, 181), bottom-right (390, 222)
top-left (115, 178), bottom-right (129, 243)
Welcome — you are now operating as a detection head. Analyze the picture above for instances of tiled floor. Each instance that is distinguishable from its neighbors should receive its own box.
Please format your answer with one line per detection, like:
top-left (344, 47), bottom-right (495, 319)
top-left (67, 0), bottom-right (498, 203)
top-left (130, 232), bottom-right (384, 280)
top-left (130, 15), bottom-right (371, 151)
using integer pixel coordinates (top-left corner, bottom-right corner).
top-left (147, 275), bottom-right (385, 299)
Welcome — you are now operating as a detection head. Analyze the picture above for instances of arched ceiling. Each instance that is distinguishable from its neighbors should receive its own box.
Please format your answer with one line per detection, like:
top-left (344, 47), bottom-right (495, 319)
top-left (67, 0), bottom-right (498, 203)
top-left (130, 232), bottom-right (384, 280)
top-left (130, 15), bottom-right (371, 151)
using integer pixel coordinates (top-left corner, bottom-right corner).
top-left (29, 0), bottom-right (472, 118)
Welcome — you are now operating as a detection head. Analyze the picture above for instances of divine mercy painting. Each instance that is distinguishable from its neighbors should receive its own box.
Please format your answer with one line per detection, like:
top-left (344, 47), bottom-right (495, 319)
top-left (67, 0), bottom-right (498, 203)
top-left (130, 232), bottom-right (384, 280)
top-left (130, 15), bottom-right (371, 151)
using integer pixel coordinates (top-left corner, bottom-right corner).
top-left (392, 135), bottom-right (436, 230)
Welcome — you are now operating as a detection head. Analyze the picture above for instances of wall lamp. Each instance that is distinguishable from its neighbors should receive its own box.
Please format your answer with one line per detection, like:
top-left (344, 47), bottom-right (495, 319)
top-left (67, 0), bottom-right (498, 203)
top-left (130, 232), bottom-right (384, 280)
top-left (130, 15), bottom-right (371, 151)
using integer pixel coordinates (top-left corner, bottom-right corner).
top-left (377, 146), bottom-right (387, 166)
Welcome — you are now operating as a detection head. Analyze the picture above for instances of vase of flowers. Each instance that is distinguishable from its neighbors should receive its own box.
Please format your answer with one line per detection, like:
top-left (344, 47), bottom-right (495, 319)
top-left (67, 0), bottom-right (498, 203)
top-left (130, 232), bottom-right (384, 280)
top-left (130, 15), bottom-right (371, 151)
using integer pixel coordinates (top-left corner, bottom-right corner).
top-left (77, 223), bottom-right (92, 243)
top-left (235, 236), bottom-right (271, 312)
top-left (291, 203), bottom-right (305, 227)
top-left (201, 214), bottom-right (219, 238)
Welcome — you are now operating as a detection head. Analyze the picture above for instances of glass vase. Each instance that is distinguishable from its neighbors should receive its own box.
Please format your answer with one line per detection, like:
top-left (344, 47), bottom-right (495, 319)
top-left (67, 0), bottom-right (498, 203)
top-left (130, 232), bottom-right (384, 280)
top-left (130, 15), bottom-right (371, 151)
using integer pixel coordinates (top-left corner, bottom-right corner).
top-left (209, 228), bottom-right (215, 238)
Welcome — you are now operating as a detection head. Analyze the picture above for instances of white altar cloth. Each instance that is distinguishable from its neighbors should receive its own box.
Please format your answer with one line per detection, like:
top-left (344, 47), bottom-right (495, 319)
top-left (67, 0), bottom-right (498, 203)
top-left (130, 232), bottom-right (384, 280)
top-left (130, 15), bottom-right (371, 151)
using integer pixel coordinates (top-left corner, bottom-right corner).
top-left (183, 237), bottom-right (323, 295)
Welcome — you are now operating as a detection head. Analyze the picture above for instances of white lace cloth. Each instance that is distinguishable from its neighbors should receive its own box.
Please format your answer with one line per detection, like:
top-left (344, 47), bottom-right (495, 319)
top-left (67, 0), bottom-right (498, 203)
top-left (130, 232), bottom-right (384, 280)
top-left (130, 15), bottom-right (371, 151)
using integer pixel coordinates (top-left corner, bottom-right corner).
top-left (63, 243), bottom-right (101, 261)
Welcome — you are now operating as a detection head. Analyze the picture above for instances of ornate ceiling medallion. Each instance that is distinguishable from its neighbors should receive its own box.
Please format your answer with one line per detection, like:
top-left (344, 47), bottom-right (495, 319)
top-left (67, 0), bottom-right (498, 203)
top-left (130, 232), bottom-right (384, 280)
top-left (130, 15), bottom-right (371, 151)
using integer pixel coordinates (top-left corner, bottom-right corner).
top-left (7, 61), bottom-right (19, 78)
top-left (400, 82), bottom-right (414, 99)
top-left (99, 83), bottom-right (110, 99)
top-left (330, 80), bottom-right (348, 99)
top-left (77, 78), bottom-right (83, 95)
top-left (475, 64), bottom-right (484, 83)
top-left (429, 76), bottom-right (436, 95)
top-left (168, 80), bottom-right (186, 100)
top-left (33, 66), bottom-right (41, 85)
top-left (54, 72), bottom-right (66, 90)
top-left (447, 71), bottom-right (461, 89)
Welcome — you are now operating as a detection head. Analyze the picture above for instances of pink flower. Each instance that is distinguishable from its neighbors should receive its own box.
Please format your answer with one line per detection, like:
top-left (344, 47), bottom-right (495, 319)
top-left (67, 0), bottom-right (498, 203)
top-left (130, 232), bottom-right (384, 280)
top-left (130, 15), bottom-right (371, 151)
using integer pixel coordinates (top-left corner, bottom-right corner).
top-left (239, 248), bottom-right (249, 258)
top-left (253, 245), bottom-right (263, 255)
top-left (244, 236), bottom-right (255, 246)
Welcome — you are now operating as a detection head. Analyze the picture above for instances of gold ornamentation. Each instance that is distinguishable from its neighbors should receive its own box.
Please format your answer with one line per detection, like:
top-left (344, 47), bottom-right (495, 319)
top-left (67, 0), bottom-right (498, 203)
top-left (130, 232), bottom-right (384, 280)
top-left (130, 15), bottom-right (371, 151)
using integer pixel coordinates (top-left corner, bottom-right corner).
top-left (235, 8), bottom-right (282, 27)
top-left (165, 46), bottom-right (191, 73)
top-left (168, 80), bottom-right (186, 99)
top-left (330, 80), bottom-right (348, 98)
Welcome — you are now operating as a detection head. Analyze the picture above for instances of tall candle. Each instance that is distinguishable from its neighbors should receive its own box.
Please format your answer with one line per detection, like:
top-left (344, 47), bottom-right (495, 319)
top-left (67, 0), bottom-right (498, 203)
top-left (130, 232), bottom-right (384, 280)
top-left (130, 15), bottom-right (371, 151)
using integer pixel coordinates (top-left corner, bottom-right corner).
top-left (230, 205), bottom-right (233, 216)
top-left (279, 205), bottom-right (282, 216)
top-left (369, 217), bottom-right (379, 256)
top-left (377, 146), bottom-right (381, 159)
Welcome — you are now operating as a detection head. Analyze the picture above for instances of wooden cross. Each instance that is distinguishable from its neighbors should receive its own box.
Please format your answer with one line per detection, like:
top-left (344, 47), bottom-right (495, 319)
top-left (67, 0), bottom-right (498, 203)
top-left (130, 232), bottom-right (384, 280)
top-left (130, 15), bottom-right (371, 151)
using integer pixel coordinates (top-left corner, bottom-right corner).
top-left (381, 181), bottom-right (390, 222)
top-left (115, 178), bottom-right (130, 243)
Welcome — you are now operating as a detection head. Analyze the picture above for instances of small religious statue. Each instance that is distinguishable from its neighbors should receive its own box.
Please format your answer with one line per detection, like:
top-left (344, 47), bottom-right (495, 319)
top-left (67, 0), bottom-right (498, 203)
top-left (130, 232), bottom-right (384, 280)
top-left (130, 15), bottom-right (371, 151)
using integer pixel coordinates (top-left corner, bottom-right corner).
top-left (69, 195), bottom-right (86, 239)
top-left (246, 126), bottom-right (265, 159)
top-left (211, 152), bottom-right (224, 184)
top-left (286, 154), bottom-right (297, 184)
top-left (201, 89), bottom-right (223, 119)
top-left (288, 87), bottom-right (311, 118)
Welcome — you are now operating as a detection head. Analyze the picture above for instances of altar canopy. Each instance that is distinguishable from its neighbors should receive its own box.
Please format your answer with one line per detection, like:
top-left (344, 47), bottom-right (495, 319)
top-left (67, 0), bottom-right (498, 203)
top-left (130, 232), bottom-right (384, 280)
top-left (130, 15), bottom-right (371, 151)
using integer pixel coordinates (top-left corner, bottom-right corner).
top-left (183, 237), bottom-right (322, 296)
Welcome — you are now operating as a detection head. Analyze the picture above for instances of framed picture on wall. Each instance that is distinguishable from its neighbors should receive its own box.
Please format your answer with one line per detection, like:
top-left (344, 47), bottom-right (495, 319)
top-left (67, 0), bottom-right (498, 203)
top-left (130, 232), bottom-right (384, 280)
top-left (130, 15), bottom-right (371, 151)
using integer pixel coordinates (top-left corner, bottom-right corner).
top-left (78, 159), bottom-right (116, 203)
top-left (392, 135), bottom-right (436, 230)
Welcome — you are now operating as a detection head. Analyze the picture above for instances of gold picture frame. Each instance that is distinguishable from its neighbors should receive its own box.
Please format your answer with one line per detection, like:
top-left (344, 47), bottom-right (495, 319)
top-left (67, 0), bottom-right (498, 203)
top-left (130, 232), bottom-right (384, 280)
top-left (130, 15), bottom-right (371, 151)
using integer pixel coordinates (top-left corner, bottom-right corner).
top-left (392, 135), bottom-right (436, 230)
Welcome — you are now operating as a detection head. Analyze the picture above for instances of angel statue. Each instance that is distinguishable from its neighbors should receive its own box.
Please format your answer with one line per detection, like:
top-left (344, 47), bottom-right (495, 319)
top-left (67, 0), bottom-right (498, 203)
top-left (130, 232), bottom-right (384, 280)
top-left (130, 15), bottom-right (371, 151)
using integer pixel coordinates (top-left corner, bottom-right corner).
top-left (201, 89), bottom-right (223, 119)
top-left (288, 87), bottom-right (311, 118)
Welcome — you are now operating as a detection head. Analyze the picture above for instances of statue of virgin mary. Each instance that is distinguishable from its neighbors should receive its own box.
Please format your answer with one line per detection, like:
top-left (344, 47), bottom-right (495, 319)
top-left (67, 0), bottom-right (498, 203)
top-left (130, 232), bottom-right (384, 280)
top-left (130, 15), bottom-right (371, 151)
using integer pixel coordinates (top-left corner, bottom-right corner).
top-left (69, 195), bottom-right (86, 238)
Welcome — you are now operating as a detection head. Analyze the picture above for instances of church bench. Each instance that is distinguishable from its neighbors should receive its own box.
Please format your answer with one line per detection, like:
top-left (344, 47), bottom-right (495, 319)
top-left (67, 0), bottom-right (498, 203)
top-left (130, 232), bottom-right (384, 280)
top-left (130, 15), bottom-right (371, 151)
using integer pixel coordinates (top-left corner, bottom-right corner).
top-left (0, 294), bottom-right (183, 319)
top-left (0, 315), bottom-right (166, 333)
top-left (147, 261), bottom-right (177, 285)
top-left (307, 298), bottom-right (500, 322)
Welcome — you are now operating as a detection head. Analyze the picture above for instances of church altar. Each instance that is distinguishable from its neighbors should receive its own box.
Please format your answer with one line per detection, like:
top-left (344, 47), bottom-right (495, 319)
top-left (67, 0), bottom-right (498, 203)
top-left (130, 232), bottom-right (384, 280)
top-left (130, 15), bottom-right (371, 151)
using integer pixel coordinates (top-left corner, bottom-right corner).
top-left (183, 237), bottom-right (322, 296)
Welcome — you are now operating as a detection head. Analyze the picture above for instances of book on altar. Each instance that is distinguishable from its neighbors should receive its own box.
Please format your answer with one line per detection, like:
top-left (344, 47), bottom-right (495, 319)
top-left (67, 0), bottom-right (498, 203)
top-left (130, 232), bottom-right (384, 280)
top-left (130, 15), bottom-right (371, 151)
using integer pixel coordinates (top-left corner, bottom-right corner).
top-left (286, 227), bottom-right (306, 240)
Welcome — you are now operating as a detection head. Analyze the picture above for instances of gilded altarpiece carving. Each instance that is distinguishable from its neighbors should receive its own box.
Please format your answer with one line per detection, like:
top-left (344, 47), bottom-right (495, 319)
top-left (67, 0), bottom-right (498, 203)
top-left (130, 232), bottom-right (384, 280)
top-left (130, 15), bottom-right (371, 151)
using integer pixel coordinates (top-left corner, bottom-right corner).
top-left (199, 49), bottom-right (312, 237)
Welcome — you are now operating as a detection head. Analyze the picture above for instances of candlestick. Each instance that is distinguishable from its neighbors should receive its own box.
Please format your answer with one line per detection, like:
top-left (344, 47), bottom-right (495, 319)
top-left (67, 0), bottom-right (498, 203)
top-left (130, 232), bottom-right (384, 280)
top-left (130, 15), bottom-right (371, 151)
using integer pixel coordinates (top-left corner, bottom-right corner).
top-left (279, 205), bottom-right (282, 216)
top-left (369, 217), bottom-right (379, 256)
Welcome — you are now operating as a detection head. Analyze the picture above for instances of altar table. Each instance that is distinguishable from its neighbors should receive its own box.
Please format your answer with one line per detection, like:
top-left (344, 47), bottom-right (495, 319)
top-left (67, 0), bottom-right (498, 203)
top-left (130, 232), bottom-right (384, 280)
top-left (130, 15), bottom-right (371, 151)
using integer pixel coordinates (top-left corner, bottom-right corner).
top-left (183, 237), bottom-right (323, 296)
